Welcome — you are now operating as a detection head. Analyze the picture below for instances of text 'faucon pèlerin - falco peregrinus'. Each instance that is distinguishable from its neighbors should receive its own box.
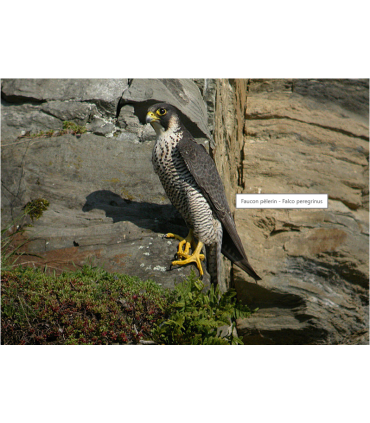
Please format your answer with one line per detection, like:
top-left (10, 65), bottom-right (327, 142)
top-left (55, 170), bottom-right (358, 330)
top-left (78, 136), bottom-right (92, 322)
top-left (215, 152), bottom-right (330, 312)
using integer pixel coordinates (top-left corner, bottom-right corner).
top-left (146, 103), bottom-right (261, 286)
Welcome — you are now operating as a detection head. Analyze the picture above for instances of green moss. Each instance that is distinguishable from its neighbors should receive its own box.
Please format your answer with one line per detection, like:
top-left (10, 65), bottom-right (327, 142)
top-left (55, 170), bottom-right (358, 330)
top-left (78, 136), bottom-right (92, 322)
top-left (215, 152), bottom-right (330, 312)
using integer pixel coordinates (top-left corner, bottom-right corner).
top-left (24, 198), bottom-right (50, 221)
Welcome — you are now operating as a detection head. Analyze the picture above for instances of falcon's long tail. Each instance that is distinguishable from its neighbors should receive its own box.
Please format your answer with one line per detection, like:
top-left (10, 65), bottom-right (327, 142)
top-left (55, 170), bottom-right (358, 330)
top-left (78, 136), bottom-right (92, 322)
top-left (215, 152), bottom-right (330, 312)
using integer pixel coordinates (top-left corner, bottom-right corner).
top-left (233, 257), bottom-right (261, 281)
top-left (221, 227), bottom-right (261, 282)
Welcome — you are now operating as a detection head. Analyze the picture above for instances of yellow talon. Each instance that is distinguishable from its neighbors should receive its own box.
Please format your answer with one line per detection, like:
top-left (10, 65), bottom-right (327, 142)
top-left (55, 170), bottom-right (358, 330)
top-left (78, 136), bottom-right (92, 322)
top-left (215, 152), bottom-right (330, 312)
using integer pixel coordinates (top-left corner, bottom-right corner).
top-left (165, 229), bottom-right (205, 276)
top-left (178, 238), bottom-right (191, 256)
top-left (171, 241), bottom-right (205, 277)
top-left (166, 230), bottom-right (195, 258)
top-left (166, 233), bottom-right (185, 242)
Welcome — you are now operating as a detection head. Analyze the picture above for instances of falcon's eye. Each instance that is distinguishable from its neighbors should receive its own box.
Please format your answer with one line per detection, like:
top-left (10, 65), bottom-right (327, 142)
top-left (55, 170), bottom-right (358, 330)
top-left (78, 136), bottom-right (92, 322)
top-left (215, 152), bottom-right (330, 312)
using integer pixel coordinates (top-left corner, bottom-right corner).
top-left (157, 108), bottom-right (167, 116)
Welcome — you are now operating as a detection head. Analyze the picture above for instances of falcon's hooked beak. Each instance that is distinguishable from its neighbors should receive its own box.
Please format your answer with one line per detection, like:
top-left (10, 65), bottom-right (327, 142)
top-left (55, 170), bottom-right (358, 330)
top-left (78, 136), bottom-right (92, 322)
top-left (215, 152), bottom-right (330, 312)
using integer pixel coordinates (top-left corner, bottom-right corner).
top-left (146, 111), bottom-right (165, 135)
top-left (146, 111), bottom-right (159, 124)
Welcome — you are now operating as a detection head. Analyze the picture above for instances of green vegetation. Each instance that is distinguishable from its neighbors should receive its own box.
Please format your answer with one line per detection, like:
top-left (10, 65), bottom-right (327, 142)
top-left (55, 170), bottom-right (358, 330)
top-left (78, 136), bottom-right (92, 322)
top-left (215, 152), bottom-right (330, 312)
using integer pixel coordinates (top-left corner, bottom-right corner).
top-left (1, 266), bottom-right (170, 345)
top-left (1, 205), bottom-right (252, 345)
top-left (1, 265), bottom-right (251, 345)
top-left (61, 121), bottom-right (87, 135)
top-left (1, 224), bottom-right (27, 273)
top-left (23, 198), bottom-right (50, 221)
top-left (1, 198), bottom-right (49, 272)
top-left (20, 121), bottom-right (87, 139)
top-left (31, 130), bottom-right (45, 138)
top-left (152, 272), bottom-right (251, 345)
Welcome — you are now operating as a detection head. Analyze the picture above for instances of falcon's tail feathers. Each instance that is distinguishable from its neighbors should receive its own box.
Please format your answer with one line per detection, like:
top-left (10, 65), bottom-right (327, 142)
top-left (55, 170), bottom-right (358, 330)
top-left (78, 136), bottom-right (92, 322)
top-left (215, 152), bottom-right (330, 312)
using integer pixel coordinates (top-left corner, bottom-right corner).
top-left (233, 258), bottom-right (262, 282)
top-left (221, 226), bottom-right (261, 282)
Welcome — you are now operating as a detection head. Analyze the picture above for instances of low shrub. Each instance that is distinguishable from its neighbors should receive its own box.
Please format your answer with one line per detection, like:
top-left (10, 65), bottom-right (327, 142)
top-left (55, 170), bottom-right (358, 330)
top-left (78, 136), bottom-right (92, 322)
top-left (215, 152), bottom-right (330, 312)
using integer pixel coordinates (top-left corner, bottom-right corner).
top-left (1, 266), bottom-right (252, 345)
top-left (1, 265), bottom-right (170, 345)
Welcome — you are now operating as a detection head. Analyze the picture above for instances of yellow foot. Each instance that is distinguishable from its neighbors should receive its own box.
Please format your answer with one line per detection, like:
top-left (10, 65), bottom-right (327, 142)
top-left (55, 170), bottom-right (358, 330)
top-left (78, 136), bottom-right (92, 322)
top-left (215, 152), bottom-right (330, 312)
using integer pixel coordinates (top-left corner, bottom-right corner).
top-left (165, 229), bottom-right (200, 259)
top-left (165, 230), bottom-right (205, 276)
top-left (170, 240), bottom-right (205, 277)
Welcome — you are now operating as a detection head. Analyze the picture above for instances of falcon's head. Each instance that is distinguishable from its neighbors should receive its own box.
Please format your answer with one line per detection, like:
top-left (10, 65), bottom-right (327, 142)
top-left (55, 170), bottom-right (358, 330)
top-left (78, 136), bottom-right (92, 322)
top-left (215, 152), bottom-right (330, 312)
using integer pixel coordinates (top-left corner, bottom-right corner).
top-left (146, 103), bottom-right (182, 136)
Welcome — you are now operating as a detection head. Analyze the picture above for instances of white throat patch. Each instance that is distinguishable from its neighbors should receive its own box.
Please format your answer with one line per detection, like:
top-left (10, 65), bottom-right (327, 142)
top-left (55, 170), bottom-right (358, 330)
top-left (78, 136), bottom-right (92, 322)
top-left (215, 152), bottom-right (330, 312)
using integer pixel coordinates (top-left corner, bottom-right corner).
top-left (151, 121), bottom-right (166, 136)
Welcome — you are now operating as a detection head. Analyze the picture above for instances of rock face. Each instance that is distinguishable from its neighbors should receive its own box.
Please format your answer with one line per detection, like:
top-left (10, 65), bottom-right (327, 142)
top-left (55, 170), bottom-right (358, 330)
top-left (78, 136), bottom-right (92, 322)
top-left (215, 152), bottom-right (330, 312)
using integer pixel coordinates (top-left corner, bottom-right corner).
top-left (1, 79), bottom-right (215, 289)
top-left (224, 79), bottom-right (369, 344)
top-left (1, 78), bottom-right (369, 344)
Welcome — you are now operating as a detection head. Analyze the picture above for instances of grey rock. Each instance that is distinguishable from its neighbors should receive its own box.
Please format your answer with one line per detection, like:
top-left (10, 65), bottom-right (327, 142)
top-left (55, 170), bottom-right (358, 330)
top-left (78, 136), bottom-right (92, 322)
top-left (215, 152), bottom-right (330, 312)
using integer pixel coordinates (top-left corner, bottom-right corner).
top-left (193, 78), bottom-right (217, 134)
top-left (114, 131), bottom-right (140, 143)
top-left (1, 78), bottom-right (214, 290)
top-left (1, 131), bottom-right (211, 288)
top-left (1, 79), bottom-right (127, 114)
top-left (1, 101), bottom-right (63, 142)
top-left (41, 101), bottom-right (98, 125)
top-left (95, 123), bottom-right (115, 136)
top-left (117, 79), bottom-right (213, 143)
top-left (86, 118), bottom-right (115, 136)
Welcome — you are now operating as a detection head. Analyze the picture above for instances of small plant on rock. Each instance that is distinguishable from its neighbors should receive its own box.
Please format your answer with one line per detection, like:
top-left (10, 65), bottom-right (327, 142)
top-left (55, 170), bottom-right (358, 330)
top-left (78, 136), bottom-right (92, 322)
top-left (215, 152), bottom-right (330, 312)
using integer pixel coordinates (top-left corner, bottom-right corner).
top-left (0, 199), bottom-right (49, 271)
top-left (61, 121), bottom-right (87, 135)
top-left (151, 271), bottom-right (252, 345)
top-left (23, 198), bottom-right (50, 221)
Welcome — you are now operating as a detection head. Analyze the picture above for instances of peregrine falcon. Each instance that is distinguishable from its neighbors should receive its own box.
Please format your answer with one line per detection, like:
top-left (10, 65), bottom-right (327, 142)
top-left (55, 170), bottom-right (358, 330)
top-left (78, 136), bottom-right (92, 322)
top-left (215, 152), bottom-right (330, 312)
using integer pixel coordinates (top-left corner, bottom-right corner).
top-left (146, 102), bottom-right (261, 285)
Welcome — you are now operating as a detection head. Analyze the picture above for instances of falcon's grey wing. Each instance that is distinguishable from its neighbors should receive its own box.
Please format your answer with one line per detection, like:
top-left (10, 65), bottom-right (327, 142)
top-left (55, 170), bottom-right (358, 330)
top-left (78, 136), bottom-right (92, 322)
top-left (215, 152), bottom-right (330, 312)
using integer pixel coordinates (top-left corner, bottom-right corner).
top-left (177, 136), bottom-right (261, 281)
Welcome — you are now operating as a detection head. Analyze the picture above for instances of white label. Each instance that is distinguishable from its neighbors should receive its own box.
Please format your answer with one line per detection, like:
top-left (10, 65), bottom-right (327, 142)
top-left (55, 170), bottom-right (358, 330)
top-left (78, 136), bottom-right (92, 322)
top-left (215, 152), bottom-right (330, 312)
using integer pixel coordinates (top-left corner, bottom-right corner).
top-left (236, 194), bottom-right (328, 209)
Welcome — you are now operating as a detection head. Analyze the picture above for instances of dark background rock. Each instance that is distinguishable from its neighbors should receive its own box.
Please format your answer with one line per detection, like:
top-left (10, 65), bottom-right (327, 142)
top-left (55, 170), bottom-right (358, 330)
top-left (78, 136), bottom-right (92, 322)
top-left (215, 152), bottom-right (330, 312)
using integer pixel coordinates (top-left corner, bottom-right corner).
top-left (1, 78), bottom-right (369, 344)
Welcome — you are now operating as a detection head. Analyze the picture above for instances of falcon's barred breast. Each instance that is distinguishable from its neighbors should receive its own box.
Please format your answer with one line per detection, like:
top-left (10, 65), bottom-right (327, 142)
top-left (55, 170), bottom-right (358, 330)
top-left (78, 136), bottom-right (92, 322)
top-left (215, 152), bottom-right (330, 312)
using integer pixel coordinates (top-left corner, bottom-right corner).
top-left (146, 102), bottom-right (261, 286)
